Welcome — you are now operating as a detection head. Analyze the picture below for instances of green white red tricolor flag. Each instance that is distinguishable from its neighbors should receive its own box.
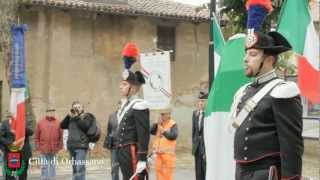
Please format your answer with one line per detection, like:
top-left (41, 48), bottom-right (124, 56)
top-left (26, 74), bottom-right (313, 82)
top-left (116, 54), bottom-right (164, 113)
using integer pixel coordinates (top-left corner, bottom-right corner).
top-left (277, 0), bottom-right (320, 103)
top-left (204, 34), bottom-right (250, 180)
top-left (10, 24), bottom-right (28, 150)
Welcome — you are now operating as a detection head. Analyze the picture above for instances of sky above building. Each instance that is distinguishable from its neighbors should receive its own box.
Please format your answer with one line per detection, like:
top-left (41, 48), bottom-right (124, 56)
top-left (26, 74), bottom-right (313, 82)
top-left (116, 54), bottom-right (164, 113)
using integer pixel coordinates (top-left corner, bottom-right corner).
top-left (173, 0), bottom-right (210, 6)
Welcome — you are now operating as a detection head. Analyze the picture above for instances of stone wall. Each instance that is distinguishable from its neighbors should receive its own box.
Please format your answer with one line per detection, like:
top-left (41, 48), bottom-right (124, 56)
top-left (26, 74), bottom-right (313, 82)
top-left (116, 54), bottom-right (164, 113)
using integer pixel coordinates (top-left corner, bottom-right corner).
top-left (0, 7), bottom-right (209, 151)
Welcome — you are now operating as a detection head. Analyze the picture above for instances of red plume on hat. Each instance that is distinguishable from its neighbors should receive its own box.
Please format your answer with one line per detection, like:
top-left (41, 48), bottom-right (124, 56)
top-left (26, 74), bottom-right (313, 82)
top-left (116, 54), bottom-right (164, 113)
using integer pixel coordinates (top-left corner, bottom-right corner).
top-left (122, 42), bottom-right (140, 59)
top-left (122, 42), bottom-right (140, 70)
top-left (246, 0), bottom-right (273, 32)
top-left (245, 0), bottom-right (273, 49)
top-left (121, 42), bottom-right (145, 85)
top-left (246, 0), bottom-right (273, 12)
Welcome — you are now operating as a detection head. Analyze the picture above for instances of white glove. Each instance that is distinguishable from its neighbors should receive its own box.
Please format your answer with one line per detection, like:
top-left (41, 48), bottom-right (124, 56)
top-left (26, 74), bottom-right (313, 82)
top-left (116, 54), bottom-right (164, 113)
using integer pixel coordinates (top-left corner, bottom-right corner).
top-left (147, 153), bottom-right (157, 162)
top-left (136, 161), bottom-right (146, 173)
top-left (89, 143), bottom-right (95, 150)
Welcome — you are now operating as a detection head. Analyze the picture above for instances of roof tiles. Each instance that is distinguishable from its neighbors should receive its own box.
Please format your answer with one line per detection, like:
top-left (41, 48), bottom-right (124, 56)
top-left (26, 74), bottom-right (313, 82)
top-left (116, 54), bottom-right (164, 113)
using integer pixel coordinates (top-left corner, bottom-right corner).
top-left (23, 0), bottom-right (210, 22)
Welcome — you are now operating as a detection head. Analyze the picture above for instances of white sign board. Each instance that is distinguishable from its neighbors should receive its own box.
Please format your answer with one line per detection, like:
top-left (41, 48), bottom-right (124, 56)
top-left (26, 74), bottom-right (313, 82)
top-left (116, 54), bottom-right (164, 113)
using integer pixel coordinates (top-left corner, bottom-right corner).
top-left (140, 51), bottom-right (172, 110)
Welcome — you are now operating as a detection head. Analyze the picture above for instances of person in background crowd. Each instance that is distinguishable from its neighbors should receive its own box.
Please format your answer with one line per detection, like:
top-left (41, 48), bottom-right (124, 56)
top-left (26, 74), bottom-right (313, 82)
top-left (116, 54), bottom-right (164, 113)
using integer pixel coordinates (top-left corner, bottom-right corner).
top-left (192, 91), bottom-right (208, 180)
top-left (35, 107), bottom-right (63, 180)
top-left (0, 113), bottom-right (15, 178)
top-left (151, 107), bottom-right (178, 180)
top-left (60, 101), bottom-right (100, 180)
top-left (104, 108), bottom-right (120, 180)
top-left (1, 112), bottom-right (34, 180)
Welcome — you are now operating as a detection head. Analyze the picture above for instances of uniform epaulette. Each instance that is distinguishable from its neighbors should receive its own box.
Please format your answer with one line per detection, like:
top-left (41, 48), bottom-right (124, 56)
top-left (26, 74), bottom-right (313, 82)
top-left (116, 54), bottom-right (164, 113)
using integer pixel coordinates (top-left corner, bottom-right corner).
top-left (133, 100), bottom-right (149, 110)
top-left (270, 81), bottom-right (300, 98)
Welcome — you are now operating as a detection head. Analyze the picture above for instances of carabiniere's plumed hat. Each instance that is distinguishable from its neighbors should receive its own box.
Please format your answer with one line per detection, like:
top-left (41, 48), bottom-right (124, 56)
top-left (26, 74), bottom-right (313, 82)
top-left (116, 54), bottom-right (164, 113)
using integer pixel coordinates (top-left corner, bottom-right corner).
top-left (245, 0), bottom-right (292, 55)
top-left (121, 42), bottom-right (146, 85)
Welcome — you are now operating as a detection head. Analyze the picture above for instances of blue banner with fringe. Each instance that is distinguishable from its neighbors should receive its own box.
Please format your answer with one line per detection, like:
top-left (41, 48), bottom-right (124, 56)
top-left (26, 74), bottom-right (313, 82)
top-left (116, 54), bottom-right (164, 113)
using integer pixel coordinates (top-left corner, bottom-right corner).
top-left (10, 24), bottom-right (27, 88)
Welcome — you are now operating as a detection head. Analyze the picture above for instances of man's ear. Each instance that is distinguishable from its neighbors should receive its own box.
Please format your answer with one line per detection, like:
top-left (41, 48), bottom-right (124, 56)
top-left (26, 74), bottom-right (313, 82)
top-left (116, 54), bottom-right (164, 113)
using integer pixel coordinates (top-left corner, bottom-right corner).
top-left (265, 55), bottom-right (276, 66)
top-left (132, 85), bottom-right (141, 92)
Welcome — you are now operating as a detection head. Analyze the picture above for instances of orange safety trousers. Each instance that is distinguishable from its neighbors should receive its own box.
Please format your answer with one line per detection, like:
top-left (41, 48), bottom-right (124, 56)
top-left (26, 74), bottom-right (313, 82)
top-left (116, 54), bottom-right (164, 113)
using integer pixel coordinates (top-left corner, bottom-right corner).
top-left (155, 153), bottom-right (176, 180)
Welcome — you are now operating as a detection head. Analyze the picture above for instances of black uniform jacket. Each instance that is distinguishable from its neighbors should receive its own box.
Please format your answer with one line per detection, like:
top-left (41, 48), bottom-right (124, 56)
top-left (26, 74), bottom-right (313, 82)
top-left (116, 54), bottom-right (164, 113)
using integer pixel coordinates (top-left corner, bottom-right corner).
top-left (192, 110), bottom-right (205, 156)
top-left (233, 77), bottom-right (303, 178)
top-left (104, 112), bottom-right (118, 149)
top-left (115, 97), bottom-right (150, 161)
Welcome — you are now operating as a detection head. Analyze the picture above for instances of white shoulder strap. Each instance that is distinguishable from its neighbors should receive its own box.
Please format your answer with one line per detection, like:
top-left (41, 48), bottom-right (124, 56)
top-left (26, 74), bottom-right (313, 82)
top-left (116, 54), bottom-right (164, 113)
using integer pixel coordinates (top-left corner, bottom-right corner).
top-left (117, 99), bottom-right (143, 125)
top-left (230, 82), bottom-right (252, 118)
top-left (232, 79), bottom-right (283, 129)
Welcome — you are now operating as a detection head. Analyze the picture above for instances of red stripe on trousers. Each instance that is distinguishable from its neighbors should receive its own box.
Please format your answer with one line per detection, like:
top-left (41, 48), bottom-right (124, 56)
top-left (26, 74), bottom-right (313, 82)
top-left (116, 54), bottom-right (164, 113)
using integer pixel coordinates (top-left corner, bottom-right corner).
top-left (130, 144), bottom-right (138, 180)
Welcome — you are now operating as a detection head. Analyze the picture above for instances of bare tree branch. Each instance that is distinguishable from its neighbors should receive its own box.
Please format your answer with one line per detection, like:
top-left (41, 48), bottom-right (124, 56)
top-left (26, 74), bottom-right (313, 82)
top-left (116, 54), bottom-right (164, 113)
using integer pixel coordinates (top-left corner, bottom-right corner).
top-left (0, 0), bottom-right (20, 86)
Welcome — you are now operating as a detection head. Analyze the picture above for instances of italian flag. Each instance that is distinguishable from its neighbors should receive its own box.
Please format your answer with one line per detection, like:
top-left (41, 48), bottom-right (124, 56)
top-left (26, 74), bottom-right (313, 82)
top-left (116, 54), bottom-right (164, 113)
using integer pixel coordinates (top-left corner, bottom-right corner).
top-left (213, 14), bottom-right (225, 76)
top-left (204, 34), bottom-right (250, 180)
top-left (277, 0), bottom-right (320, 103)
top-left (10, 25), bottom-right (28, 150)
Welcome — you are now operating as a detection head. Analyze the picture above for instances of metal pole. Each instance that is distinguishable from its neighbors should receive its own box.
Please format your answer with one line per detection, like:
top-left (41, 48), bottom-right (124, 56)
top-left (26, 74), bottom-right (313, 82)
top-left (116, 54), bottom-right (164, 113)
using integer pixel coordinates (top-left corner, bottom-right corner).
top-left (209, 0), bottom-right (216, 90)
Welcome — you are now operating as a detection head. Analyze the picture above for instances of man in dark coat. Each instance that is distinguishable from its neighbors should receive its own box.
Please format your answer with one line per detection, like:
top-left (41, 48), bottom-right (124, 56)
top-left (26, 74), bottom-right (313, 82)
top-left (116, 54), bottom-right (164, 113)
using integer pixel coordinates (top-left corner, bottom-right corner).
top-left (0, 119), bottom-right (15, 155)
top-left (1, 112), bottom-right (34, 180)
top-left (231, 31), bottom-right (303, 180)
top-left (114, 42), bottom-right (150, 180)
top-left (60, 101), bottom-right (100, 180)
top-left (192, 91), bottom-right (207, 180)
top-left (104, 111), bottom-right (120, 180)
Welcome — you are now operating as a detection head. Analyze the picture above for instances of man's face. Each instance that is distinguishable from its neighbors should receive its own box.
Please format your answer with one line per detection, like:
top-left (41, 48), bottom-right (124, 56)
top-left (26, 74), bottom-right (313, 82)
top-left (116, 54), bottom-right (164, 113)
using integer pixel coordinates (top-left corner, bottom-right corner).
top-left (244, 49), bottom-right (265, 77)
top-left (46, 111), bottom-right (55, 118)
top-left (198, 99), bottom-right (206, 110)
top-left (160, 112), bottom-right (170, 121)
top-left (72, 103), bottom-right (83, 113)
top-left (119, 81), bottom-right (131, 97)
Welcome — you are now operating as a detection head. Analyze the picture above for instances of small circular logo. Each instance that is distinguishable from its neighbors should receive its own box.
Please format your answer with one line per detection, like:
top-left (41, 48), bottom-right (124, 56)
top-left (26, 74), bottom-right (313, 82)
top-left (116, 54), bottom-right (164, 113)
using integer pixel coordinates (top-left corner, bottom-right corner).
top-left (122, 70), bottom-right (129, 80)
top-left (245, 33), bottom-right (258, 49)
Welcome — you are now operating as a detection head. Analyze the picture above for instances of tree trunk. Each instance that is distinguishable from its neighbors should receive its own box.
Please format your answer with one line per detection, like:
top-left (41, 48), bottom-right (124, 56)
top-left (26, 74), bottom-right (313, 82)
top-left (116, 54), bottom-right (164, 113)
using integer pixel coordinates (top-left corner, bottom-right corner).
top-left (0, 0), bottom-right (20, 85)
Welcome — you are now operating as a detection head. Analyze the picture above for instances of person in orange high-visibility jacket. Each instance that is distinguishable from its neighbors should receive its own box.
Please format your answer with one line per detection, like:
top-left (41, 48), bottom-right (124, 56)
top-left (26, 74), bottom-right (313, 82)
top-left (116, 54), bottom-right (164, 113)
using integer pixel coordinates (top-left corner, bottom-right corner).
top-left (150, 108), bottom-right (178, 180)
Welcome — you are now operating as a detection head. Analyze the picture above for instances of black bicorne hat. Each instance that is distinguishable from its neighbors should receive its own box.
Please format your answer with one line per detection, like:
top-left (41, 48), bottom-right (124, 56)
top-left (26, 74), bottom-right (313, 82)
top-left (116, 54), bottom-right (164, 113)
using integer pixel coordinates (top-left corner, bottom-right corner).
top-left (122, 70), bottom-right (145, 85)
top-left (245, 31), bottom-right (292, 55)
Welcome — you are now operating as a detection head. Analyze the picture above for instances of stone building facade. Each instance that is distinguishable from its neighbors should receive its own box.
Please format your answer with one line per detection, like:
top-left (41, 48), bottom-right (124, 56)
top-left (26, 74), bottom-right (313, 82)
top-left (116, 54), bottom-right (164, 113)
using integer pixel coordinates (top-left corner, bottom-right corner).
top-left (0, 0), bottom-right (210, 149)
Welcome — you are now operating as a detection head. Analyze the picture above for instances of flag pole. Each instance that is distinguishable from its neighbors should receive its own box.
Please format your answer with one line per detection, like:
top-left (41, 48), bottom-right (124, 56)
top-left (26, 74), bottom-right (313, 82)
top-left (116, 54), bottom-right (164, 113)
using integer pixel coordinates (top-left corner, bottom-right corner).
top-left (209, 0), bottom-right (216, 90)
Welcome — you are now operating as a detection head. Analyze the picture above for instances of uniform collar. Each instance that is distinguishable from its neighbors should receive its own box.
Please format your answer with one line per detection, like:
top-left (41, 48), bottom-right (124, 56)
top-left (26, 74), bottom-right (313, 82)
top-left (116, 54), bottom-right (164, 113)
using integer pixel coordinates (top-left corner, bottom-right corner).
top-left (128, 94), bottom-right (139, 101)
top-left (254, 70), bottom-right (277, 85)
top-left (120, 94), bottom-right (139, 109)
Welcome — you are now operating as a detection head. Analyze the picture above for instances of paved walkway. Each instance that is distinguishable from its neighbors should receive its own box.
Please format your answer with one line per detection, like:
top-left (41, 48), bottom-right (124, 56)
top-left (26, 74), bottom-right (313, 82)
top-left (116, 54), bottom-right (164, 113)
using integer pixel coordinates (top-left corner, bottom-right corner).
top-left (27, 168), bottom-right (195, 180)
top-left (0, 150), bottom-right (318, 179)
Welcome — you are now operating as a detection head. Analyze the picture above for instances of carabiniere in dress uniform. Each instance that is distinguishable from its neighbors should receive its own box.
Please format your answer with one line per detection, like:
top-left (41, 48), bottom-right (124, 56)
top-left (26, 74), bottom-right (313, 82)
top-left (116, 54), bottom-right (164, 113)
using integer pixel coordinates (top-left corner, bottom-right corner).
top-left (231, 1), bottom-right (304, 179)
